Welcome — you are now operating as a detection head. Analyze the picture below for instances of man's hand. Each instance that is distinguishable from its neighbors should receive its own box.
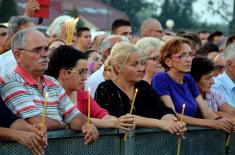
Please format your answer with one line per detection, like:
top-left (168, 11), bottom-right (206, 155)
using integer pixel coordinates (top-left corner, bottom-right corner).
top-left (81, 123), bottom-right (99, 145)
top-left (25, 123), bottom-right (48, 148)
top-left (24, 0), bottom-right (40, 17)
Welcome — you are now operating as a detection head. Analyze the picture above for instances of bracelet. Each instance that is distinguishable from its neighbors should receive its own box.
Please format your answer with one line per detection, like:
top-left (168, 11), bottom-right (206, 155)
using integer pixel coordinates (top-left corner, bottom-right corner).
top-left (214, 116), bottom-right (223, 120)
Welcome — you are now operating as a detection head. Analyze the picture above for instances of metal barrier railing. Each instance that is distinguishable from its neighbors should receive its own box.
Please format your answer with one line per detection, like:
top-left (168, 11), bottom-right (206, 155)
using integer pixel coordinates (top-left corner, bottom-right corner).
top-left (0, 126), bottom-right (234, 155)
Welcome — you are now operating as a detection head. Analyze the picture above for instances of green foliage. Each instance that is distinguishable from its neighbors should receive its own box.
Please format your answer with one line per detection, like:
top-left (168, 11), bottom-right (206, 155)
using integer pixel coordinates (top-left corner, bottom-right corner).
top-left (0, 0), bottom-right (18, 23)
top-left (154, 0), bottom-right (196, 29)
top-left (101, 0), bottom-right (151, 33)
top-left (67, 6), bottom-right (85, 28)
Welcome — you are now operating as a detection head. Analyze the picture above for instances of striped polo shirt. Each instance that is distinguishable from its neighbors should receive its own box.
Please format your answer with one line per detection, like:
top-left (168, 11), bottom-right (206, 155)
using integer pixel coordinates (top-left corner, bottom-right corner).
top-left (0, 66), bottom-right (80, 124)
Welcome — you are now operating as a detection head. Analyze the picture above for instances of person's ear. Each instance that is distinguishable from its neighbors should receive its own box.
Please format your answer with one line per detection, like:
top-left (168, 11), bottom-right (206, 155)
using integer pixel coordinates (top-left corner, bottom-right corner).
top-left (13, 50), bottom-right (23, 64)
top-left (164, 58), bottom-right (172, 68)
top-left (103, 49), bottom-right (111, 59)
top-left (226, 60), bottom-right (234, 72)
top-left (59, 69), bottom-right (69, 81)
top-left (113, 64), bottom-right (121, 75)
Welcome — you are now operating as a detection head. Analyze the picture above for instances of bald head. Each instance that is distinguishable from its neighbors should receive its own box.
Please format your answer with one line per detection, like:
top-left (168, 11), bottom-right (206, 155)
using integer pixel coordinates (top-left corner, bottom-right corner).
top-left (100, 35), bottom-right (129, 61)
top-left (141, 18), bottom-right (163, 39)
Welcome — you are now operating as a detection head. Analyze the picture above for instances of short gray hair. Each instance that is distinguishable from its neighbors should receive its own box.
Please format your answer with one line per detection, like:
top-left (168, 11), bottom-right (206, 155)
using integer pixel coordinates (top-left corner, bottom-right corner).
top-left (8, 16), bottom-right (33, 35)
top-left (100, 35), bottom-right (128, 55)
top-left (11, 28), bottom-right (38, 51)
top-left (135, 37), bottom-right (163, 59)
top-left (47, 15), bottom-right (72, 38)
top-left (224, 43), bottom-right (235, 66)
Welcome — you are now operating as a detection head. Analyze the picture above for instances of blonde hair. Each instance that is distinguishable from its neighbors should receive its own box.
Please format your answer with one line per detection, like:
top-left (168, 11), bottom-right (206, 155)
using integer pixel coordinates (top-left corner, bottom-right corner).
top-left (135, 37), bottom-right (163, 59)
top-left (109, 42), bottom-right (140, 74)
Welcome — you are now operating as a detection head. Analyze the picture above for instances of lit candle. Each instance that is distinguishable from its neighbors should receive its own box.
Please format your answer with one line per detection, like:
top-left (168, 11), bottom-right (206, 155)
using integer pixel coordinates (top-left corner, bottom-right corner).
top-left (87, 87), bottom-right (91, 129)
top-left (124, 88), bottom-right (138, 141)
top-left (42, 92), bottom-right (48, 130)
top-left (177, 104), bottom-right (186, 155)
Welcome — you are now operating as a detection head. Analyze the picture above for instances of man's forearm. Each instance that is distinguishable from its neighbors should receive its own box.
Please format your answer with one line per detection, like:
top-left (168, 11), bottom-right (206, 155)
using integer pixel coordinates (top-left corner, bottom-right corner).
top-left (69, 113), bottom-right (87, 131)
top-left (26, 115), bottom-right (64, 131)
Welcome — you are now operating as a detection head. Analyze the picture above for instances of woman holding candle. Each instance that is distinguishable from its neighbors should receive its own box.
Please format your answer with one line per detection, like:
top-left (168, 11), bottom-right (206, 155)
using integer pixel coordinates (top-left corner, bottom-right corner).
top-left (152, 37), bottom-right (234, 132)
top-left (45, 45), bottom-right (135, 130)
top-left (95, 42), bottom-right (186, 135)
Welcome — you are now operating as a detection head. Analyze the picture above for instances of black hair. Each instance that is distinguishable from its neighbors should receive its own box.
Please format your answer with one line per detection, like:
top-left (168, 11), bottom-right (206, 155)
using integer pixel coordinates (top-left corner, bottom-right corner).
top-left (196, 42), bottom-right (219, 56)
top-left (111, 19), bottom-right (131, 34)
top-left (76, 26), bottom-right (90, 37)
top-left (208, 31), bottom-right (223, 42)
top-left (84, 49), bottom-right (99, 58)
top-left (190, 56), bottom-right (215, 82)
top-left (226, 34), bottom-right (235, 47)
top-left (45, 45), bottom-right (87, 79)
top-left (180, 33), bottom-right (202, 49)
top-left (0, 25), bottom-right (7, 29)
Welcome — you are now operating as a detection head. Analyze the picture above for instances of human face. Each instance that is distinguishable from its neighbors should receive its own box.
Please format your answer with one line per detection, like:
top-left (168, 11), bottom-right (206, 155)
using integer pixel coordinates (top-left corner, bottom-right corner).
top-left (197, 72), bottom-right (215, 95)
top-left (115, 26), bottom-right (132, 41)
top-left (169, 43), bottom-right (194, 73)
top-left (66, 59), bottom-right (88, 91)
top-left (148, 24), bottom-right (163, 40)
top-left (0, 27), bottom-right (8, 46)
top-left (145, 49), bottom-right (163, 75)
top-left (16, 31), bottom-right (49, 75)
top-left (121, 52), bottom-right (144, 83)
top-left (76, 31), bottom-right (92, 51)
top-left (198, 33), bottom-right (209, 45)
top-left (87, 51), bottom-right (103, 73)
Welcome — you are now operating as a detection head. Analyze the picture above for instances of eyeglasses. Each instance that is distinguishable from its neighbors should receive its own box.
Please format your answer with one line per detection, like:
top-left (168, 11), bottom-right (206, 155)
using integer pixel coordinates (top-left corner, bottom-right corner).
top-left (67, 68), bottom-right (88, 76)
top-left (171, 52), bottom-right (194, 61)
top-left (0, 32), bottom-right (7, 37)
top-left (146, 56), bottom-right (160, 62)
top-left (150, 29), bottom-right (163, 34)
top-left (19, 46), bottom-right (49, 54)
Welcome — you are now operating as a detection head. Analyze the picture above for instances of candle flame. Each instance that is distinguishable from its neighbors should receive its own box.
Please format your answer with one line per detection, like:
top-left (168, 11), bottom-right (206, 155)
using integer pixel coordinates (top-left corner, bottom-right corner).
top-left (135, 88), bottom-right (138, 93)
top-left (88, 87), bottom-right (91, 92)
top-left (182, 104), bottom-right (185, 109)
top-left (45, 92), bottom-right (48, 98)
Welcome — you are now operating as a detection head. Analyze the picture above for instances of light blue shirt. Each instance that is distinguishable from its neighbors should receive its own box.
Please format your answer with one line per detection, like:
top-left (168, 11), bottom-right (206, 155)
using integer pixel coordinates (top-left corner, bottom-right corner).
top-left (212, 72), bottom-right (235, 107)
top-left (0, 50), bottom-right (16, 76)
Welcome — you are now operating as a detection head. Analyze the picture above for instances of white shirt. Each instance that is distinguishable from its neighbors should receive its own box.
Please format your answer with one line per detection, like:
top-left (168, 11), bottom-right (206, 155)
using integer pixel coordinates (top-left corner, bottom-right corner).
top-left (0, 50), bottom-right (17, 76)
top-left (85, 65), bottom-right (105, 98)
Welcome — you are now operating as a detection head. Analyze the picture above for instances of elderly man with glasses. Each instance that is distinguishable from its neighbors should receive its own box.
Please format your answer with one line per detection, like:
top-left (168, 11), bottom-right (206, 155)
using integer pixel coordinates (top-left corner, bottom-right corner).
top-left (0, 28), bottom-right (99, 145)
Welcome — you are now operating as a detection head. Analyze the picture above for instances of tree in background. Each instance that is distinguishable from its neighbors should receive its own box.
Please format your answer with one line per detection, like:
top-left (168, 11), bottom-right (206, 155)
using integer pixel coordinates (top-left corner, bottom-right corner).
top-left (153, 0), bottom-right (197, 30)
top-left (207, 0), bottom-right (235, 34)
top-left (101, 0), bottom-right (152, 33)
top-left (67, 6), bottom-right (85, 28)
top-left (0, 0), bottom-right (18, 23)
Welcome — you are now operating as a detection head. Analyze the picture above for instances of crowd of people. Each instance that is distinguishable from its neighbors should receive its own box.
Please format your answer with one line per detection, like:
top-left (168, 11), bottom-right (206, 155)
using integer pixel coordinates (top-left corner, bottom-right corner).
top-left (0, 0), bottom-right (235, 155)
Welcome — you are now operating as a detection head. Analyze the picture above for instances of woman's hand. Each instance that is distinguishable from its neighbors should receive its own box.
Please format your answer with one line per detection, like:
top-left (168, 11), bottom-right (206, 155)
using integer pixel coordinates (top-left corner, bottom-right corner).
top-left (212, 117), bottom-right (233, 133)
top-left (160, 120), bottom-right (187, 135)
top-left (114, 114), bottom-right (136, 130)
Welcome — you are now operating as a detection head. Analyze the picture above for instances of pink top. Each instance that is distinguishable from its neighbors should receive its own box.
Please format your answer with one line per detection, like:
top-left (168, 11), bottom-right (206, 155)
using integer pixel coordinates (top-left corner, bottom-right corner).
top-left (77, 90), bottom-right (109, 119)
